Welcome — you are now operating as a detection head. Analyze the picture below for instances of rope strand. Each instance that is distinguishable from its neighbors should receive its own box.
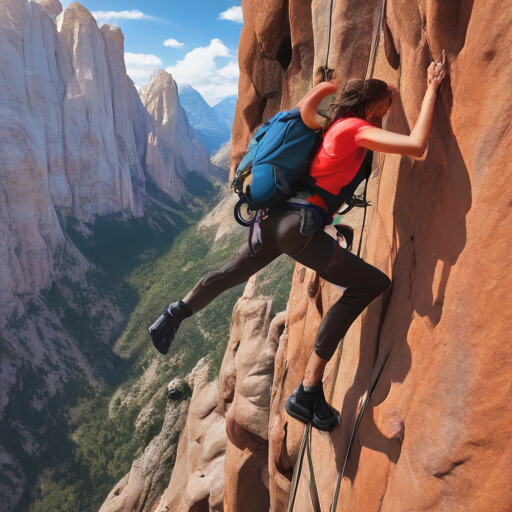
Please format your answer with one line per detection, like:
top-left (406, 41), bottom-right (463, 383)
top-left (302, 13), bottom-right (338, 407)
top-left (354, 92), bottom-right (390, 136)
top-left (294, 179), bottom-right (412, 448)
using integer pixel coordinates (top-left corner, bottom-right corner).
top-left (324, 0), bottom-right (335, 81)
top-left (364, 0), bottom-right (387, 80)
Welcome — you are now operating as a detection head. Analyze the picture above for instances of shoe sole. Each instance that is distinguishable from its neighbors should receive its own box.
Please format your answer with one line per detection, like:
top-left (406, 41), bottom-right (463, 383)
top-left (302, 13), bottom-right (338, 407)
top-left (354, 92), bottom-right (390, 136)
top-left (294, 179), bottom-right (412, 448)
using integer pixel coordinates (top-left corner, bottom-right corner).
top-left (285, 398), bottom-right (313, 424)
top-left (312, 412), bottom-right (339, 432)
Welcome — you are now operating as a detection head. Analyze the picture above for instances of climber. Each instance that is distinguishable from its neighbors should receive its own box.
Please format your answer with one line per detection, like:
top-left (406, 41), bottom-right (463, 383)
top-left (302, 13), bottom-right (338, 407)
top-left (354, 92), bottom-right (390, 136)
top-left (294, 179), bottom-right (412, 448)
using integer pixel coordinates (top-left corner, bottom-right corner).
top-left (149, 53), bottom-right (447, 432)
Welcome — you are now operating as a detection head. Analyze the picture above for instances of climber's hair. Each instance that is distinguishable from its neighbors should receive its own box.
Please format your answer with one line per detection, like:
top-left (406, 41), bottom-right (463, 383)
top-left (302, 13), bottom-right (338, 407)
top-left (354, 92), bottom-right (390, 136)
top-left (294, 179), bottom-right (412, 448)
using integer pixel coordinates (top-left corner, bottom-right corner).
top-left (328, 78), bottom-right (393, 126)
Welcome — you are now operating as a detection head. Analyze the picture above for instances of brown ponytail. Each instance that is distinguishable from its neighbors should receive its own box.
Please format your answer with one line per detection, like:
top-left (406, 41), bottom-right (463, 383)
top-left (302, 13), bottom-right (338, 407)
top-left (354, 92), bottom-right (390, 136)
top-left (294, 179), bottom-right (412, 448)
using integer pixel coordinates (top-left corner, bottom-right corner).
top-left (327, 78), bottom-right (393, 128)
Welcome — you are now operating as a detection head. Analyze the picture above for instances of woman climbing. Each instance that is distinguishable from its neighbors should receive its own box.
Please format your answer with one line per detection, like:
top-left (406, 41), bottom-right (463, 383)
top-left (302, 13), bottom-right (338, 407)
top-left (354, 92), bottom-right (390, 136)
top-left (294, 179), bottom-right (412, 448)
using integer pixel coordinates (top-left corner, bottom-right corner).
top-left (149, 53), bottom-right (447, 432)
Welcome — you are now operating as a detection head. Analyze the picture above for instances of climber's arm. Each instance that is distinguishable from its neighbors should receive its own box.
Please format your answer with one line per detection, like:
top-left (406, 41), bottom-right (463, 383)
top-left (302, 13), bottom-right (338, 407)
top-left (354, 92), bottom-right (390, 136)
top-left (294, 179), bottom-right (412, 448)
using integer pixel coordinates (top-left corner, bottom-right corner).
top-left (357, 51), bottom-right (447, 158)
top-left (299, 81), bottom-right (339, 130)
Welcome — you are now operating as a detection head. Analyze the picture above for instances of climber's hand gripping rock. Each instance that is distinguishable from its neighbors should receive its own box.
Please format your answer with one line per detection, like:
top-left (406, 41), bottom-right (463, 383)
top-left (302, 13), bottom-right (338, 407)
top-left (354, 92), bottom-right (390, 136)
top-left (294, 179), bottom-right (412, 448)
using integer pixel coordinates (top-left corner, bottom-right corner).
top-left (428, 49), bottom-right (447, 90)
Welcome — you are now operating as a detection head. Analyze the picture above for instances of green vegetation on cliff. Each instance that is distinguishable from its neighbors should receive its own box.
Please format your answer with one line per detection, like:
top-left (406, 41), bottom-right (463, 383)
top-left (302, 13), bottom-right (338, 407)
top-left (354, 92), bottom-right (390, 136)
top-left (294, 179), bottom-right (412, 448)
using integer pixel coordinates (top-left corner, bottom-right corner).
top-left (28, 185), bottom-right (294, 512)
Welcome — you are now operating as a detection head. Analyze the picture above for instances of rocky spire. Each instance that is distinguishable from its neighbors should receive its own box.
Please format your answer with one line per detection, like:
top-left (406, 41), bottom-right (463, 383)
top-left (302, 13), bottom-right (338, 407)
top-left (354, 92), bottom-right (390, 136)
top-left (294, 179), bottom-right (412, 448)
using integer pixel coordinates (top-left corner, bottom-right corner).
top-left (141, 70), bottom-right (220, 200)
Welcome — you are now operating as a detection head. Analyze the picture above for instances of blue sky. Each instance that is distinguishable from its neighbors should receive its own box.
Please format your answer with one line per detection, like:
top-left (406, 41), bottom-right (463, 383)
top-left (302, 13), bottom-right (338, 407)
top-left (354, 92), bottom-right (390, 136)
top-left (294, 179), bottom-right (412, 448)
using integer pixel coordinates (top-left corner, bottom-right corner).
top-left (60, 0), bottom-right (243, 105)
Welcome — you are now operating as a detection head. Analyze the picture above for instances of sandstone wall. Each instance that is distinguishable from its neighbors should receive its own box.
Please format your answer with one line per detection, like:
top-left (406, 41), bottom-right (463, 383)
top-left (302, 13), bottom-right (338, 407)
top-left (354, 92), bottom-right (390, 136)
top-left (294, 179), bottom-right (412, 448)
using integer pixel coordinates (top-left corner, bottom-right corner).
top-left (38, 0), bottom-right (512, 510)
top-left (140, 278), bottom-right (287, 512)
top-left (234, 0), bottom-right (512, 510)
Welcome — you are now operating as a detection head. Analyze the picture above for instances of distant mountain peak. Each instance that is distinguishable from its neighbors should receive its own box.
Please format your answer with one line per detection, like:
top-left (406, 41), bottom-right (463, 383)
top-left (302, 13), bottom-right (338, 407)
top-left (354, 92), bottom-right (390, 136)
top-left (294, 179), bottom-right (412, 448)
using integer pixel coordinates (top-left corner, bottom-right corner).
top-left (212, 94), bottom-right (238, 129)
top-left (177, 83), bottom-right (195, 93)
top-left (177, 83), bottom-right (235, 156)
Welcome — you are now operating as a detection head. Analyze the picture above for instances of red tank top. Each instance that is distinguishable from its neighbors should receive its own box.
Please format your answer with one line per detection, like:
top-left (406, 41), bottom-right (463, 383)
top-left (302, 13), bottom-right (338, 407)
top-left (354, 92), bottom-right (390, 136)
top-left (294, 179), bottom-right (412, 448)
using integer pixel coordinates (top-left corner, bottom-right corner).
top-left (309, 117), bottom-right (374, 196)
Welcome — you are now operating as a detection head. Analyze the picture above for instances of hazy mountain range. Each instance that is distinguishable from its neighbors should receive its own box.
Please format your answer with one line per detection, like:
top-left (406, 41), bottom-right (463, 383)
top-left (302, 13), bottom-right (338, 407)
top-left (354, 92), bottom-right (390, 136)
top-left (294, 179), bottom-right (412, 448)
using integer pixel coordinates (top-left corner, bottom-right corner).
top-left (178, 84), bottom-right (236, 156)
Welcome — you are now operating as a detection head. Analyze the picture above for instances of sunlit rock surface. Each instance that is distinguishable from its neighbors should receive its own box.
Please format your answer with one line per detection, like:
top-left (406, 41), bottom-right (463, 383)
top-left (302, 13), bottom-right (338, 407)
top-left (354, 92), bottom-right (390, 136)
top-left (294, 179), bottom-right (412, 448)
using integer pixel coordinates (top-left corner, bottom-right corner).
top-left (149, 278), bottom-right (285, 512)
top-left (99, 376), bottom-right (193, 512)
top-left (5, 0), bottom-right (512, 509)
top-left (230, 0), bottom-right (314, 180)
top-left (219, 280), bottom-right (286, 512)
top-left (155, 363), bottom-right (227, 512)
top-left (232, 0), bottom-right (512, 511)
top-left (211, 140), bottom-right (232, 172)
top-left (57, 2), bottom-right (141, 219)
top-left (0, 0), bottom-right (68, 327)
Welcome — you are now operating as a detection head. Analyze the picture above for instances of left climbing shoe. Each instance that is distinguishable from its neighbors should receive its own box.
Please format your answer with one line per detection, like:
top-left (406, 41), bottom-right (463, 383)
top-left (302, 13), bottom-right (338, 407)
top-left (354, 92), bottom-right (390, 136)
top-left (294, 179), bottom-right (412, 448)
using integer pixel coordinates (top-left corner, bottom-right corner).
top-left (148, 301), bottom-right (192, 355)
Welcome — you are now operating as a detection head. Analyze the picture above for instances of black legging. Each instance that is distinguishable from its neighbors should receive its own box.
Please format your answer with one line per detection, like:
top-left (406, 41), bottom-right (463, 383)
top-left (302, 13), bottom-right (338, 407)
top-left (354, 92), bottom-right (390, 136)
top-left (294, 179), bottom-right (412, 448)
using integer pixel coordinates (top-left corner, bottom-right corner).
top-left (183, 204), bottom-right (390, 360)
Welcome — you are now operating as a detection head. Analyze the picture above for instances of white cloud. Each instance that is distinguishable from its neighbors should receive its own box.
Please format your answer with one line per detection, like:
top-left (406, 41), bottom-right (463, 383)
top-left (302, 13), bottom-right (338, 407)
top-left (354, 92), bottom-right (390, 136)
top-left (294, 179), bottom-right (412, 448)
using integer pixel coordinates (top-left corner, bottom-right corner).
top-left (218, 6), bottom-right (243, 23)
top-left (91, 10), bottom-right (161, 25)
top-left (217, 61), bottom-right (239, 79)
top-left (166, 39), bottom-right (239, 105)
top-left (163, 38), bottom-right (185, 48)
top-left (124, 52), bottom-right (163, 84)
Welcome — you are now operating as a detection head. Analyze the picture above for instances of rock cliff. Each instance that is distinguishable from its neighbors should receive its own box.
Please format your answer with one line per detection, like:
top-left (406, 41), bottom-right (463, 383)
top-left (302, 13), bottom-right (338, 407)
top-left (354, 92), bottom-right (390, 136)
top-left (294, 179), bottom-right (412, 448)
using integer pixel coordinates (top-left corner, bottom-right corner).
top-left (232, 0), bottom-right (512, 511)
top-left (141, 70), bottom-right (222, 201)
top-left (0, 0), bottom-right (221, 509)
top-left (0, 0), bottom-right (219, 324)
top-left (211, 141), bottom-right (232, 172)
top-left (57, 2), bottom-right (142, 219)
top-left (112, 0), bottom-right (512, 510)
top-left (155, 278), bottom-right (286, 512)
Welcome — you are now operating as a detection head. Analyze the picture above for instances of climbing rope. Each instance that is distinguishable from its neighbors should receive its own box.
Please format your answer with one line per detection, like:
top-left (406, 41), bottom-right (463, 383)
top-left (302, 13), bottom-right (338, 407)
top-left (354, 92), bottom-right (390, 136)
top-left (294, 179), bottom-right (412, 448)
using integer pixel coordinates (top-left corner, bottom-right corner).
top-left (286, 3), bottom-right (390, 511)
top-left (363, 0), bottom-right (387, 80)
top-left (328, 4), bottom-right (389, 511)
top-left (306, 428), bottom-right (322, 512)
top-left (355, 0), bottom-right (388, 259)
top-left (329, 352), bottom-right (390, 512)
top-left (286, 424), bottom-right (310, 512)
top-left (324, 0), bottom-right (335, 81)
top-left (323, 0), bottom-right (386, 82)
top-left (286, 422), bottom-right (322, 512)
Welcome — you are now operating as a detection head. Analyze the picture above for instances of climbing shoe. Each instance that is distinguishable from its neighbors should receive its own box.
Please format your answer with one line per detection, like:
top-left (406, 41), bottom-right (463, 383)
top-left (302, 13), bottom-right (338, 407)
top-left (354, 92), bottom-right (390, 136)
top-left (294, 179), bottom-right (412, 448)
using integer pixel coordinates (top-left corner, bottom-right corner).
top-left (285, 382), bottom-right (339, 432)
top-left (148, 301), bottom-right (192, 355)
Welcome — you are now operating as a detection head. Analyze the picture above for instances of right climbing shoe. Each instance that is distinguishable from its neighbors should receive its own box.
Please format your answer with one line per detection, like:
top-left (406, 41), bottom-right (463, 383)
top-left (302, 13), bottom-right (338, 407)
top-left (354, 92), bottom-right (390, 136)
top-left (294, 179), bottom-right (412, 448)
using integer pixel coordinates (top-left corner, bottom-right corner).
top-left (148, 301), bottom-right (192, 355)
top-left (285, 381), bottom-right (339, 432)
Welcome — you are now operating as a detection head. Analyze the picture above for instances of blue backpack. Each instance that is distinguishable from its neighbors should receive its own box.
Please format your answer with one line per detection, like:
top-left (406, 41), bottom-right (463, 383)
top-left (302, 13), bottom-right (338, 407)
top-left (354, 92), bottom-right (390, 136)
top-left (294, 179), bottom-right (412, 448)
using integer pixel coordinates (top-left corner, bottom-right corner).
top-left (232, 107), bottom-right (320, 213)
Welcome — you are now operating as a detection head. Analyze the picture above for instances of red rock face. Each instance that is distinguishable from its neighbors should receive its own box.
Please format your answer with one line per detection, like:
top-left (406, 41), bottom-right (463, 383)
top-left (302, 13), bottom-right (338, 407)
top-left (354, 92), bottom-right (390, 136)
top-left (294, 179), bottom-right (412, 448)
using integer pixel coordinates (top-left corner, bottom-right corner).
top-left (230, 0), bottom-right (315, 179)
top-left (218, 279), bottom-right (286, 512)
top-left (235, 0), bottom-right (512, 510)
top-left (153, 278), bottom-right (287, 512)
top-left (156, 366), bottom-right (227, 512)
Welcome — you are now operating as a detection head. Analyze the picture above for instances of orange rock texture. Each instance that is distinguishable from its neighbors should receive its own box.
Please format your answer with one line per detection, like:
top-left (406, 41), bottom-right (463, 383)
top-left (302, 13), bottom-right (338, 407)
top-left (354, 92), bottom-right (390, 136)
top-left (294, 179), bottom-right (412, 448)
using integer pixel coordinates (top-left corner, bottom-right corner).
top-left (155, 278), bottom-right (286, 512)
top-left (155, 371), bottom-right (226, 512)
top-left (219, 279), bottom-right (286, 512)
top-left (233, 0), bottom-right (512, 511)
